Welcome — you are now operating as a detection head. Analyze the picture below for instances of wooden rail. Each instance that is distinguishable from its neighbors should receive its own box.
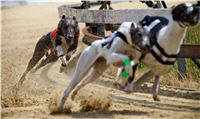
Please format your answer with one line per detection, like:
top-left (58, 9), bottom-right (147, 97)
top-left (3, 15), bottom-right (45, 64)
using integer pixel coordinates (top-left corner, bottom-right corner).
top-left (58, 4), bottom-right (171, 23)
top-left (82, 27), bottom-right (200, 58)
top-left (82, 27), bottom-right (102, 45)
top-left (179, 44), bottom-right (200, 58)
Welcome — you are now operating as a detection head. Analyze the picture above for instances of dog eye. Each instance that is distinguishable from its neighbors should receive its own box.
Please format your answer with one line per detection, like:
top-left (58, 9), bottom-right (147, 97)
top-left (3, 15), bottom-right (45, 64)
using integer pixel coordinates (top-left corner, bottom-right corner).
top-left (137, 32), bottom-right (142, 37)
top-left (183, 15), bottom-right (188, 19)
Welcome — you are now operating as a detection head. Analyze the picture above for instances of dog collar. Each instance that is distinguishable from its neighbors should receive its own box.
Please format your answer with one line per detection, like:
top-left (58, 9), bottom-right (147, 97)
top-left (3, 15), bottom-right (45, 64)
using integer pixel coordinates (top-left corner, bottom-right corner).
top-left (51, 28), bottom-right (58, 40)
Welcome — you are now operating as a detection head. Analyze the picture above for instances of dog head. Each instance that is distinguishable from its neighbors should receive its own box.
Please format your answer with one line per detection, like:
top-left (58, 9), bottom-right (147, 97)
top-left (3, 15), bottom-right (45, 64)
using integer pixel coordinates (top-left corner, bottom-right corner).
top-left (172, 3), bottom-right (200, 27)
top-left (58, 15), bottom-right (79, 45)
top-left (130, 22), bottom-right (151, 53)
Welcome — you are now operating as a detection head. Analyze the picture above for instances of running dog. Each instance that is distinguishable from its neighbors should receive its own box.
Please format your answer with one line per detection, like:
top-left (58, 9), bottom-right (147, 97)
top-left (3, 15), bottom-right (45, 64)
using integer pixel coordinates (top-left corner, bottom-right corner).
top-left (123, 3), bottom-right (200, 101)
top-left (18, 15), bottom-right (80, 85)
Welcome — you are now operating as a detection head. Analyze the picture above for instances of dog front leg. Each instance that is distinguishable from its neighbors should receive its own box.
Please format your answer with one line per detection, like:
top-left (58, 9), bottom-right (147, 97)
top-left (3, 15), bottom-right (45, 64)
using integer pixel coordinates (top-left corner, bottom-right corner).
top-left (65, 49), bottom-right (76, 61)
top-left (34, 52), bottom-right (58, 72)
top-left (125, 70), bottom-right (155, 93)
top-left (106, 38), bottom-right (128, 64)
top-left (152, 75), bottom-right (160, 101)
top-left (115, 68), bottom-right (123, 81)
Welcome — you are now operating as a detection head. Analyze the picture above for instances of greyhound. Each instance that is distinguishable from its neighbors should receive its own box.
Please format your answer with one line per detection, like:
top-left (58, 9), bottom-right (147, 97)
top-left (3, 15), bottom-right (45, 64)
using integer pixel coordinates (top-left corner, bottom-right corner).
top-left (18, 15), bottom-right (79, 85)
top-left (141, 0), bottom-right (167, 8)
top-left (123, 3), bottom-right (200, 101)
top-left (58, 21), bottom-right (151, 110)
top-left (115, 15), bottom-right (171, 101)
top-left (98, 0), bottom-right (113, 10)
top-left (81, 0), bottom-right (113, 10)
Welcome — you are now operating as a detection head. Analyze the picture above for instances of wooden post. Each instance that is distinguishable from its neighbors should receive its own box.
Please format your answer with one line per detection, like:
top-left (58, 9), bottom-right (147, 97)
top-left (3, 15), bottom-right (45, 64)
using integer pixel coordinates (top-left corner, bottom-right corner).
top-left (177, 58), bottom-right (186, 80)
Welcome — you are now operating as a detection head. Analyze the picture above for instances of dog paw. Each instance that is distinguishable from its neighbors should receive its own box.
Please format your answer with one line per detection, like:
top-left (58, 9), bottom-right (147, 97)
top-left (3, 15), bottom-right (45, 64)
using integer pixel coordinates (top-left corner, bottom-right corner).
top-left (30, 69), bottom-right (36, 74)
top-left (59, 64), bottom-right (66, 73)
top-left (153, 96), bottom-right (160, 101)
top-left (124, 83), bottom-right (135, 93)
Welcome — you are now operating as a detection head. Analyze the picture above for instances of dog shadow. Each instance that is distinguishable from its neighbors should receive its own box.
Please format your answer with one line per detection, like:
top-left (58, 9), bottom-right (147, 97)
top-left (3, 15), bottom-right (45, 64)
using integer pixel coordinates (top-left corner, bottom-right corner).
top-left (39, 63), bottom-right (66, 87)
top-left (94, 74), bottom-right (200, 100)
top-left (59, 109), bottom-right (147, 118)
top-left (112, 94), bottom-right (200, 113)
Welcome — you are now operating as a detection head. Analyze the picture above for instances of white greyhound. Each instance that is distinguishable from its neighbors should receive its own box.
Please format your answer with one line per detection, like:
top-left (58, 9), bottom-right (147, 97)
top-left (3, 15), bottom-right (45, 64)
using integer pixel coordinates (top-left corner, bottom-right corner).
top-left (58, 21), bottom-right (151, 110)
top-left (123, 3), bottom-right (200, 101)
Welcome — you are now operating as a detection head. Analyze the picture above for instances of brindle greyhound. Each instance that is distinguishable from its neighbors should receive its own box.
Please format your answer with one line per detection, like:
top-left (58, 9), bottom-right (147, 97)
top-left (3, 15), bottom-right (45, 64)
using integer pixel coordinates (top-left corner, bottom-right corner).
top-left (18, 15), bottom-right (79, 85)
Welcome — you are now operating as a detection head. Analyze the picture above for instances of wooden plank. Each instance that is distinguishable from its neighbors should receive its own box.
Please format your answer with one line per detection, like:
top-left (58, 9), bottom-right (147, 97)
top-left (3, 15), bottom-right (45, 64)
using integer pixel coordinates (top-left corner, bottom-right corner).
top-left (58, 5), bottom-right (171, 23)
top-left (179, 44), bottom-right (200, 58)
top-left (82, 27), bottom-right (103, 45)
top-left (82, 27), bottom-right (102, 40)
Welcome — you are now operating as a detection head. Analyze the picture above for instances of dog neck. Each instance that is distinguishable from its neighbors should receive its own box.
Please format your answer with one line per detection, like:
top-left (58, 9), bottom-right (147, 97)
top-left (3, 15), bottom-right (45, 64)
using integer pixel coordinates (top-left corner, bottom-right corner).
top-left (156, 17), bottom-right (187, 55)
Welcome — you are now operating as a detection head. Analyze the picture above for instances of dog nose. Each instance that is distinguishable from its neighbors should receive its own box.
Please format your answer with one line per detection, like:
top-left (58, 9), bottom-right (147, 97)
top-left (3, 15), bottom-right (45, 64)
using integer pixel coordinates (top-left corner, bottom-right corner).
top-left (67, 35), bottom-right (74, 39)
top-left (69, 36), bottom-right (74, 39)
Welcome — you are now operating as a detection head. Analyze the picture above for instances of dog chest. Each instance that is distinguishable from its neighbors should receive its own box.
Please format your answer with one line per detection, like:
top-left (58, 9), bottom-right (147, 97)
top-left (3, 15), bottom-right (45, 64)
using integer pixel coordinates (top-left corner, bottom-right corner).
top-left (60, 36), bottom-right (70, 54)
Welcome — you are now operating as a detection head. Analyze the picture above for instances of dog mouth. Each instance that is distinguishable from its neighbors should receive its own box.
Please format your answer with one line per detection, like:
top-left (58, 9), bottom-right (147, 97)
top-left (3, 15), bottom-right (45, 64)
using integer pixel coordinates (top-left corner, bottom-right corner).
top-left (65, 36), bottom-right (74, 45)
top-left (66, 39), bottom-right (74, 45)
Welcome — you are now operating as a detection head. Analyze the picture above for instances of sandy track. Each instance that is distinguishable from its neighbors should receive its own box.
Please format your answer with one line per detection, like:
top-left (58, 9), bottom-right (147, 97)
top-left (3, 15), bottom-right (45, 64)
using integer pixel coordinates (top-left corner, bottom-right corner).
top-left (2, 1), bottom-right (200, 119)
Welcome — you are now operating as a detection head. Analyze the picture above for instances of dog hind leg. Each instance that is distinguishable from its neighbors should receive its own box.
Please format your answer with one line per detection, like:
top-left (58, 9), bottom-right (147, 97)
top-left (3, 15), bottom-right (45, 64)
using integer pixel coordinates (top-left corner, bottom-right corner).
top-left (58, 46), bottom-right (99, 110)
top-left (71, 58), bottom-right (108, 100)
top-left (18, 41), bottom-right (46, 85)
top-left (125, 70), bottom-right (155, 93)
top-left (34, 52), bottom-right (58, 72)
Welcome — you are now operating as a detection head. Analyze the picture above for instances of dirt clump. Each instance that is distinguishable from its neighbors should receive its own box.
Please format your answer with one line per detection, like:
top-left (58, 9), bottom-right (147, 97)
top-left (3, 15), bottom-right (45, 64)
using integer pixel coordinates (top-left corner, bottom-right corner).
top-left (2, 85), bottom-right (37, 107)
top-left (74, 90), bottom-right (112, 112)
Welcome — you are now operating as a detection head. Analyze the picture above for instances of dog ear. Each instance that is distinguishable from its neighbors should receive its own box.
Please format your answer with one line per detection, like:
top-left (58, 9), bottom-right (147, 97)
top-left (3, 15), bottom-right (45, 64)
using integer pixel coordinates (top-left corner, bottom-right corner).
top-left (58, 15), bottom-right (65, 29)
top-left (131, 22), bottom-right (138, 30)
top-left (58, 21), bottom-right (62, 29)
top-left (171, 5), bottom-right (175, 9)
top-left (58, 18), bottom-right (64, 30)
top-left (198, 1), bottom-right (200, 6)
top-left (72, 16), bottom-right (76, 20)
top-left (62, 15), bottom-right (66, 19)
top-left (131, 22), bottom-right (134, 29)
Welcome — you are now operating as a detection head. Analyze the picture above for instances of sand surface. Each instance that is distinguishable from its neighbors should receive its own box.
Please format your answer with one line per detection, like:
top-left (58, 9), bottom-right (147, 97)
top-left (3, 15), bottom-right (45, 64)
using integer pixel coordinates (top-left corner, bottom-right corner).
top-left (2, 1), bottom-right (200, 119)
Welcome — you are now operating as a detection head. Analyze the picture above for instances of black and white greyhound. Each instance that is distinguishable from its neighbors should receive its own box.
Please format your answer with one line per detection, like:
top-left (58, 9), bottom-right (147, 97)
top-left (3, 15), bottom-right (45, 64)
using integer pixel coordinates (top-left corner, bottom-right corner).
top-left (122, 3), bottom-right (200, 101)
